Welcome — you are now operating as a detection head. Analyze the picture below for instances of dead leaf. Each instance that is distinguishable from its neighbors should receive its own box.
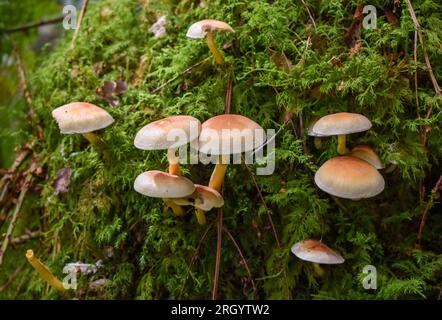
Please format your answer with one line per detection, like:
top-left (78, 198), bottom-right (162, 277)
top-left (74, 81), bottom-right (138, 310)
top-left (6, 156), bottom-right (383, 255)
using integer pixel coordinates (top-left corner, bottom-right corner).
top-left (54, 167), bottom-right (72, 195)
top-left (96, 80), bottom-right (127, 107)
top-left (346, 5), bottom-right (364, 54)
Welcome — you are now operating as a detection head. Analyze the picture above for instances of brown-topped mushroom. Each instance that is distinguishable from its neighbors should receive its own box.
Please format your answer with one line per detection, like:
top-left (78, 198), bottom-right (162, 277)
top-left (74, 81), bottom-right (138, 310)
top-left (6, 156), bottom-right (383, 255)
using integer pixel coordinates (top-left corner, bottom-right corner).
top-left (52, 102), bottom-right (114, 159)
top-left (134, 170), bottom-right (195, 216)
top-left (198, 114), bottom-right (266, 191)
top-left (186, 19), bottom-right (234, 65)
top-left (314, 156), bottom-right (385, 200)
top-left (134, 115), bottom-right (201, 176)
top-left (309, 112), bottom-right (372, 155)
top-left (291, 239), bottom-right (344, 264)
top-left (349, 145), bottom-right (383, 169)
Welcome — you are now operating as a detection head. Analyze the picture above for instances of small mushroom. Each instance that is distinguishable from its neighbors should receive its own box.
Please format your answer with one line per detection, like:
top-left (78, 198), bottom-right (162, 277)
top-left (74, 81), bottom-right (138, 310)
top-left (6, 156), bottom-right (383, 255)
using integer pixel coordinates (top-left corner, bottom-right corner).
top-left (173, 184), bottom-right (224, 225)
top-left (134, 115), bottom-right (201, 176)
top-left (52, 102), bottom-right (114, 159)
top-left (134, 170), bottom-right (195, 216)
top-left (349, 145), bottom-right (383, 169)
top-left (198, 114), bottom-right (266, 191)
top-left (314, 156), bottom-right (385, 200)
top-left (291, 239), bottom-right (344, 264)
top-left (309, 112), bottom-right (372, 155)
top-left (186, 19), bottom-right (234, 65)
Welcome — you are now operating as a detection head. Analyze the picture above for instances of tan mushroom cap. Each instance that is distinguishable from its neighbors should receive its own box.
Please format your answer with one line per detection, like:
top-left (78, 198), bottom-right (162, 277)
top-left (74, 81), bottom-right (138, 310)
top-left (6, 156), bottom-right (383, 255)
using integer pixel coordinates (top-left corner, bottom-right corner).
top-left (193, 184), bottom-right (224, 211)
top-left (52, 102), bottom-right (114, 134)
top-left (291, 240), bottom-right (344, 264)
top-left (134, 115), bottom-right (201, 150)
top-left (134, 170), bottom-right (195, 198)
top-left (198, 114), bottom-right (266, 156)
top-left (349, 145), bottom-right (383, 169)
top-left (186, 19), bottom-right (234, 39)
top-left (315, 156), bottom-right (385, 199)
top-left (310, 112), bottom-right (372, 136)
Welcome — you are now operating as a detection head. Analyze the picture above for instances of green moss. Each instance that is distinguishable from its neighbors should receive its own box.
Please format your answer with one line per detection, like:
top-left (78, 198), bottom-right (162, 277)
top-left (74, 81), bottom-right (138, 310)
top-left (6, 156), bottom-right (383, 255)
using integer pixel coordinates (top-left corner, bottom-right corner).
top-left (1, 0), bottom-right (441, 299)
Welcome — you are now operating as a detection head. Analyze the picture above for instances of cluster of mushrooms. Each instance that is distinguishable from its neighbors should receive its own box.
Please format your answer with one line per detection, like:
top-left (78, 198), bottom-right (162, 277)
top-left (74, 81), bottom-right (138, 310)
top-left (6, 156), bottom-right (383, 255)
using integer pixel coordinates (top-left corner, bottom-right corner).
top-left (51, 20), bottom-right (387, 274)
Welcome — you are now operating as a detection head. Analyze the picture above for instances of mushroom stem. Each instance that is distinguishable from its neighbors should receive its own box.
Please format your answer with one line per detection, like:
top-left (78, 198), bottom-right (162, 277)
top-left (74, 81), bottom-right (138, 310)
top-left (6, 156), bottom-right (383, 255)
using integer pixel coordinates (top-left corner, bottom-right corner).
top-left (337, 134), bottom-right (348, 155)
top-left (25, 249), bottom-right (66, 292)
top-left (167, 148), bottom-right (180, 176)
top-left (313, 262), bottom-right (325, 277)
top-left (206, 31), bottom-right (223, 65)
top-left (195, 209), bottom-right (207, 225)
top-left (208, 155), bottom-right (229, 192)
top-left (82, 132), bottom-right (110, 161)
top-left (163, 198), bottom-right (185, 217)
top-left (314, 137), bottom-right (322, 149)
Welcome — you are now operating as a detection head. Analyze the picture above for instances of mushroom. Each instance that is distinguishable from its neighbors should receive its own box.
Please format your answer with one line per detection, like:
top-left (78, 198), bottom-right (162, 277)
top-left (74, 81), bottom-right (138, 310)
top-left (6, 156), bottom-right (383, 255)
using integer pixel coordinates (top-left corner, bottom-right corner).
top-left (134, 170), bottom-right (195, 216)
top-left (198, 114), bottom-right (266, 191)
top-left (309, 112), bottom-right (372, 155)
top-left (134, 116), bottom-right (201, 176)
top-left (349, 145), bottom-right (383, 169)
top-left (52, 102), bottom-right (114, 159)
top-left (291, 239), bottom-right (344, 264)
top-left (186, 19), bottom-right (234, 65)
top-left (314, 156), bottom-right (385, 200)
top-left (173, 184), bottom-right (224, 225)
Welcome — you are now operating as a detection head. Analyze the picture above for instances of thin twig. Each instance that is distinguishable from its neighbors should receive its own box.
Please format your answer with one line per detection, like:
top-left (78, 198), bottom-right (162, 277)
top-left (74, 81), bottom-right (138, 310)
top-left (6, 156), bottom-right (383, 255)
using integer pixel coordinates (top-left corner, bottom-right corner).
top-left (0, 163), bottom-right (35, 267)
top-left (14, 47), bottom-right (44, 139)
top-left (70, 0), bottom-right (89, 50)
top-left (212, 76), bottom-right (234, 300)
top-left (300, 0), bottom-right (317, 31)
top-left (3, 15), bottom-right (64, 33)
top-left (406, 0), bottom-right (441, 98)
top-left (179, 221), bottom-right (215, 299)
top-left (152, 57), bottom-right (211, 93)
top-left (0, 261), bottom-right (26, 293)
top-left (417, 174), bottom-right (442, 244)
top-left (10, 230), bottom-right (41, 245)
top-left (223, 227), bottom-right (258, 299)
top-left (212, 205), bottom-right (223, 300)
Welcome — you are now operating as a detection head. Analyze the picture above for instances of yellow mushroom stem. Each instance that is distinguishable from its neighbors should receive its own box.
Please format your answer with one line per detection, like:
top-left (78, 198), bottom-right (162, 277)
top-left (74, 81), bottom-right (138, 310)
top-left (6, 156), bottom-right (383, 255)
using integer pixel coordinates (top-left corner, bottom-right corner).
top-left (314, 137), bottom-right (322, 150)
top-left (167, 148), bottom-right (181, 176)
top-left (313, 262), bottom-right (325, 277)
top-left (206, 31), bottom-right (223, 65)
top-left (195, 209), bottom-right (207, 225)
top-left (163, 198), bottom-right (185, 217)
top-left (208, 155), bottom-right (229, 192)
top-left (25, 249), bottom-right (66, 292)
top-left (82, 132), bottom-right (110, 161)
top-left (337, 134), bottom-right (349, 155)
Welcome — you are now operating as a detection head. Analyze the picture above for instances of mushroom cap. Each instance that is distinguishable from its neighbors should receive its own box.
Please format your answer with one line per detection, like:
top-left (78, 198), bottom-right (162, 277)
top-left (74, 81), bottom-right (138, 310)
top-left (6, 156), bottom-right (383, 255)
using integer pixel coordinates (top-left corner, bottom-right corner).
top-left (198, 114), bottom-right (266, 155)
top-left (310, 112), bottom-right (372, 136)
top-left (194, 184), bottom-right (224, 211)
top-left (291, 240), bottom-right (344, 264)
top-left (307, 118), bottom-right (326, 137)
top-left (314, 156), bottom-right (385, 199)
top-left (134, 115), bottom-right (201, 150)
top-left (349, 145), bottom-right (383, 169)
top-left (134, 170), bottom-right (195, 198)
top-left (186, 19), bottom-right (234, 39)
top-left (52, 102), bottom-right (114, 134)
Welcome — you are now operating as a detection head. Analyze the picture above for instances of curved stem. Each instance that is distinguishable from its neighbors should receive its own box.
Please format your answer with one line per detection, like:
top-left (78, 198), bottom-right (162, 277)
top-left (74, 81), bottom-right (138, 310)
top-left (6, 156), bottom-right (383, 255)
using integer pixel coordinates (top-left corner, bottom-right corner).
top-left (163, 198), bottom-right (185, 217)
top-left (195, 209), bottom-right (207, 225)
top-left (82, 132), bottom-right (110, 161)
top-left (337, 134), bottom-right (348, 155)
top-left (208, 155), bottom-right (229, 192)
top-left (26, 249), bottom-right (66, 292)
top-left (206, 31), bottom-right (223, 65)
